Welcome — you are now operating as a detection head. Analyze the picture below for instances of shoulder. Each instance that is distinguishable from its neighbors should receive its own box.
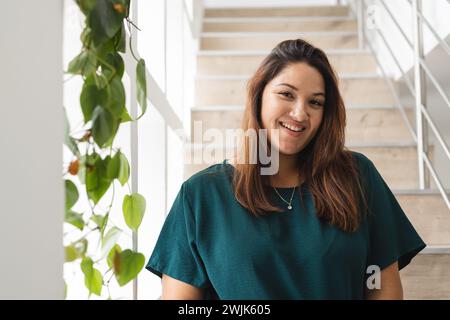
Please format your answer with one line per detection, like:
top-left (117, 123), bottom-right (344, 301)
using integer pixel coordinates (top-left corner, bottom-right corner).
top-left (348, 150), bottom-right (392, 202)
top-left (183, 161), bottom-right (232, 195)
top-left (346, 150), bottom-right (382, 191)
top-left (349, 150), bottom-right (372, 166)
top-left (348, 150), bottom-right (375, 174)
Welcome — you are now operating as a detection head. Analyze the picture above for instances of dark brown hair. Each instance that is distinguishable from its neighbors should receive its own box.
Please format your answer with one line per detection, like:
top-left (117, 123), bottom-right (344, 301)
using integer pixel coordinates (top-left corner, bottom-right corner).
top-left (232, 38), bottom-right (368, 232)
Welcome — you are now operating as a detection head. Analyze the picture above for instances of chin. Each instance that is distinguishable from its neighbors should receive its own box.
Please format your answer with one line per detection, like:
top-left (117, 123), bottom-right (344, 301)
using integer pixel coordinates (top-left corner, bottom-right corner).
top-left (274, 142), bottom-right (304, 156)
top-left (279, 149), bottom-right (303, 156)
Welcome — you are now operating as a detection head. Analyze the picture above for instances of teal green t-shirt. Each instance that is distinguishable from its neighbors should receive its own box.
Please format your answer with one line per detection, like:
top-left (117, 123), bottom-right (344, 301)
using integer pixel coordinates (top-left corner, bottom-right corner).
top-left (145, 151), bottom-right (426, 299)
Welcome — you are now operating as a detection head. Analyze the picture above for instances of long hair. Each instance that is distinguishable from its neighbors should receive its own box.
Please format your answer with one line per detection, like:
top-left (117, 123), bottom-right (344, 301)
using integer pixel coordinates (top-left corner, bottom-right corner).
top-left (232, 38), bottom-right (368, 232)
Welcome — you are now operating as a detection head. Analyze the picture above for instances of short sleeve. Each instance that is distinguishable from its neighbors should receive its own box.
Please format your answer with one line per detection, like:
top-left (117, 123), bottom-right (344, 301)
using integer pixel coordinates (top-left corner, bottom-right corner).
top-left (145, 183), bottom-right (210, 288)
top-left (363, 158), bottom-right (426, 271)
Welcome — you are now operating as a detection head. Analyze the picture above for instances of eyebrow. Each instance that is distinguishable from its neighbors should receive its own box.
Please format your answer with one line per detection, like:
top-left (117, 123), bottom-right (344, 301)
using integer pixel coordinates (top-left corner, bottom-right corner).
top-left (276, 83), bottom-right (325, 97)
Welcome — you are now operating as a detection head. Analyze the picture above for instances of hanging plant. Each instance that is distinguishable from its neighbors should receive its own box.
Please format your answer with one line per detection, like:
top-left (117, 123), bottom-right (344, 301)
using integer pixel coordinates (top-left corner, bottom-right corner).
top-left (63, 0), bottom-right (148, 299)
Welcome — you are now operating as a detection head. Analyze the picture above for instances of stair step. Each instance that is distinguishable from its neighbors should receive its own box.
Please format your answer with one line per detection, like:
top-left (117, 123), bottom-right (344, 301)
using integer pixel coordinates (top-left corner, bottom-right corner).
top-left (351, 145), bottom-right (436, 190)
top-left (197, 53), bottom-right (378, 76)
top-left (346, 108), bottom-right (414, 144)
top-left (191, 107), bottom-right (414, 144)
top-left (396, 194), bottom-right (450, 247)
top-left (203, 19), bottom-right (357, 32)
top-left (204, 6), bottom-right (350, 18)
top-left (201, 33), bottom-right (358, 51)
top-left (195, 77), bottom-right (396, 106)
top-left (401, 254), bottom-right (450, 299)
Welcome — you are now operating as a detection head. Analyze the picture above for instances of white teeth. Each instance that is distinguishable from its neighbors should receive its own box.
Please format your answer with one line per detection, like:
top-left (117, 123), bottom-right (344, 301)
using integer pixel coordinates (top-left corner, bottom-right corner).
top-left (281, 122), bottom-right (305, 132)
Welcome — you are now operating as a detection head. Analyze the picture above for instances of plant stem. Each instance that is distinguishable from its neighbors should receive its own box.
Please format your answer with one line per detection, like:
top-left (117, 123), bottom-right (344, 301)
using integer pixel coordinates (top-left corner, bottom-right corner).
top-left (127, 20), bottom-right (139, 62)
top-left (107, 181), bottom-right (116, 211)
top-left (126, 17), bottom-right (141, 31)
top-left (73, 226), bottom-right (99, 244)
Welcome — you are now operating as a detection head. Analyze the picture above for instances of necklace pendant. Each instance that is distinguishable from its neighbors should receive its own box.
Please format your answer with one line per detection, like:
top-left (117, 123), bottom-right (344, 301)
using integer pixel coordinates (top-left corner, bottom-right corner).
top-left (287, 205), bottom-right (292, 210)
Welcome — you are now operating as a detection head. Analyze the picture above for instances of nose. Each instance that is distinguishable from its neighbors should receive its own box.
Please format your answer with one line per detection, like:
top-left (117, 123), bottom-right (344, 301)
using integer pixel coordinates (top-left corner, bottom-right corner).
top-left (289, 99), bottom-right (309, 121)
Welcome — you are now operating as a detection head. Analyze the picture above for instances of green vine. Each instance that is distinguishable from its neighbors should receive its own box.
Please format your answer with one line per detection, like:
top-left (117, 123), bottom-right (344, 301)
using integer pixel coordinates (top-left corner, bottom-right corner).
top-left (63, 0), bottom-right (148, 299)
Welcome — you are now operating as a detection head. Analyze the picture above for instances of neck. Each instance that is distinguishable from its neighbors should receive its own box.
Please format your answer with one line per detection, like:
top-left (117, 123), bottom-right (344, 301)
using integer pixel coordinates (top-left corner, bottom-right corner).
top-left (228, 153), bottom-right (304, 188)
top-left (270, 153), bottom-right (302, 188)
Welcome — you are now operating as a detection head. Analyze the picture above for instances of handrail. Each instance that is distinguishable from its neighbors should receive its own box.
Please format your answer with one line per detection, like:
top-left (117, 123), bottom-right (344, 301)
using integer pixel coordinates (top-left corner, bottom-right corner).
top-left (423, 152), bottom-right (450, 209)
top-left (418, 57), bottom-right (450, 110)
top-left (420, 104), bottom-right (450, 161)
top-left (379, 0), bottom-right (413, 49)
top-left (406, 0), bottom-right (450, 57)
top-left (374, 26), bottom-right (415, 97)
top-left (353, 0), bottom-right (450, 212)
top-left (377, 0), bottom-right (450, 109)
top-left (363, 26), bottom-right (418, 144)
top-left (359, 1), bottom-right (417, 144)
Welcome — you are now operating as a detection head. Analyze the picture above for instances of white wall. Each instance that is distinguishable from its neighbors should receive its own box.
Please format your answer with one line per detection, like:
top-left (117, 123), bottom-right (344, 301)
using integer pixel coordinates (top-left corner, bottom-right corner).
top-left (136, 0), bottom-right (196, 300)
top-left (0, 0), bottom-right (63, 299)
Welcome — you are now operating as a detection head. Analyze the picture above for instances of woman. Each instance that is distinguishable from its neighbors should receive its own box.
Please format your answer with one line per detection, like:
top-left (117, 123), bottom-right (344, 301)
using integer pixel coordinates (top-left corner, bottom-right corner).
top-left (145, 39), bottom-right (426, 300)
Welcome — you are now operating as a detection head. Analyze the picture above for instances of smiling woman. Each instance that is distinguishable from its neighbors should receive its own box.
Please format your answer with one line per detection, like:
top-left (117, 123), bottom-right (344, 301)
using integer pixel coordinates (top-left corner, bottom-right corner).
top-left (145, 38), bottom-right (426, 300)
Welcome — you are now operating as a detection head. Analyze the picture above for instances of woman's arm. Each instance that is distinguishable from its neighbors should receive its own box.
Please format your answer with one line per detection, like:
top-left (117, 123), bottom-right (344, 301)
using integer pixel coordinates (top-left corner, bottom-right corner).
top-left (365, 261), bottom-right (404, 300)
top-left (160, 274), bottom-right (204, 300)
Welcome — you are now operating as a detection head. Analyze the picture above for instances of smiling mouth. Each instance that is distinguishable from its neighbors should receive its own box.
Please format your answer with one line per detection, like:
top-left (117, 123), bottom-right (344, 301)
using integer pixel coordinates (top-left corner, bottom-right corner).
top-left (279, 121), bottom-right (306, 133)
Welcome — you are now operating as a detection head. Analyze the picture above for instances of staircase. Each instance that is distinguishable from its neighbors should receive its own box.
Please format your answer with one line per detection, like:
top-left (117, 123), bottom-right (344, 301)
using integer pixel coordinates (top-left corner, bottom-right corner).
top-left (185, 4), bottom-right (450, 299)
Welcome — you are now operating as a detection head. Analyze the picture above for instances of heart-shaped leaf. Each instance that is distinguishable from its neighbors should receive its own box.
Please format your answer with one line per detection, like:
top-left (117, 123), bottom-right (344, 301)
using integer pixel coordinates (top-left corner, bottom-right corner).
top-left (64, 108), bottom-right (80, 156)
top-left (67, 50), bottom-right (97, 77)
top-left (122, 193), bottom-right (146, 231)
top-left (86, 154), bottom-right (112, 204)
top-left (91, 106), bottom-right (118, 148)
top-left (136, 59), bottom-right (147, 119)
top-left (117, 152), bottom-right (129, 186)
top-left (113, 249), bottom-right (145, 286)
top-left (88, 0), bottom-right (126, 46)
top-left (105, 75), bottom-right (125, 118)
top-left (65, 210), bottom-right (84, 231)
top-left (101, 227), bottom-right (122, 258)
top-left (80, 84), bottom-right (107, 123)
top-left (81, 257), bottom-right (102, 296)
top-left (65, 180), bottom-right (79, 210)
top-left (107, 244), bottom-right (122, 269)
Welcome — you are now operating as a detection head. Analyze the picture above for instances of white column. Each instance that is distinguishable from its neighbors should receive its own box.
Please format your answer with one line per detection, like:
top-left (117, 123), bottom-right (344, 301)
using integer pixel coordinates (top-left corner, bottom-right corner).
top-left (0, 0), bottom-right (64, 299)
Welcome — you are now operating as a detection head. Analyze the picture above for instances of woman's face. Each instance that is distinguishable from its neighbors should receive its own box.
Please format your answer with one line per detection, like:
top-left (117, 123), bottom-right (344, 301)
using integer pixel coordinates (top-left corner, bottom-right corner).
top-left (261, 62), bottom-right (325, 156)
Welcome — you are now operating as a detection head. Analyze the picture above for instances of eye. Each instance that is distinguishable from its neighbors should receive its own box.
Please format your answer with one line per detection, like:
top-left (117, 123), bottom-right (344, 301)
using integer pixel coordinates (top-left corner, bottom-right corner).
top-left (310, 100), bottom-right (324, 107)
top-left (279, 92), bottom-right (293, 99)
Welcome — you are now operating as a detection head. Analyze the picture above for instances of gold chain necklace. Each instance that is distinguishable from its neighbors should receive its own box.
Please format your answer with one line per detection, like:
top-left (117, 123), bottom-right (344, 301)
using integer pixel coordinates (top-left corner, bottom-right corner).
top-left (273, 186), bottom-right (296, 210)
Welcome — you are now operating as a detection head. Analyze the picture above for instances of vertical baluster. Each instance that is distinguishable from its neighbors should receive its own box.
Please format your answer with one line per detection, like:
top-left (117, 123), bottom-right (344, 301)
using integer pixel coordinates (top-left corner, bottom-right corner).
top-left (412, 0), bottom-right (430, 189)
top-left (358, 0), bottom-right (366, 50)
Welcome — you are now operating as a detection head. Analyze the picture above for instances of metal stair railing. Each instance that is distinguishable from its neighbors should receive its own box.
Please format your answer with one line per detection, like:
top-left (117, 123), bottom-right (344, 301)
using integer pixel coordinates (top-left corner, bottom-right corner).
top-left (348, 0), bottom-right (450, 212)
